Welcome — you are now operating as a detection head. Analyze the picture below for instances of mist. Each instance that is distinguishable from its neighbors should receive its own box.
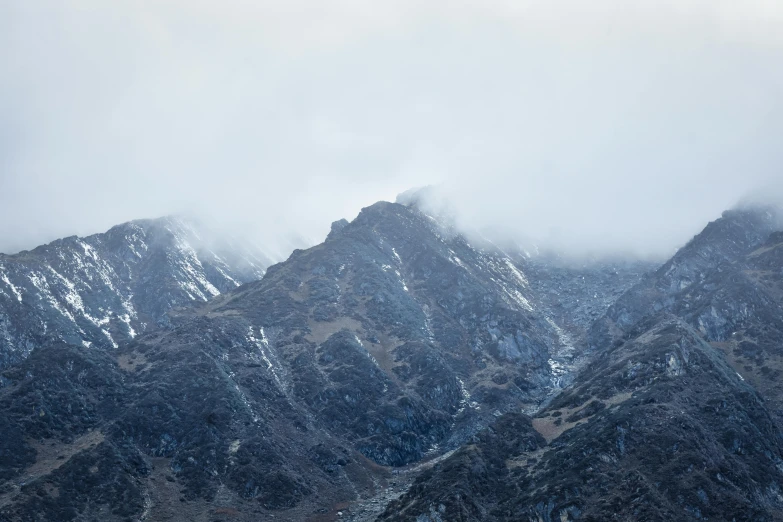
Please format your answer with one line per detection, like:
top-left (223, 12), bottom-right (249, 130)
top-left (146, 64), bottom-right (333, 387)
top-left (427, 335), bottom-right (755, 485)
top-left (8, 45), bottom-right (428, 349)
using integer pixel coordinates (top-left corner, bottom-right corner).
top-left (1, 1), bottom-right (782, 260)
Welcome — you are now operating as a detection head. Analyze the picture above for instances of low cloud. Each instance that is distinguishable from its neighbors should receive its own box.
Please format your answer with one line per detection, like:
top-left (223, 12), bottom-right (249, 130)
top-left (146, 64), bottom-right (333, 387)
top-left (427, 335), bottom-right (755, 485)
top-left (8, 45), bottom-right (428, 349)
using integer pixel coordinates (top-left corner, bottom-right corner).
top-left (1, 1), bottom-right (781, 259)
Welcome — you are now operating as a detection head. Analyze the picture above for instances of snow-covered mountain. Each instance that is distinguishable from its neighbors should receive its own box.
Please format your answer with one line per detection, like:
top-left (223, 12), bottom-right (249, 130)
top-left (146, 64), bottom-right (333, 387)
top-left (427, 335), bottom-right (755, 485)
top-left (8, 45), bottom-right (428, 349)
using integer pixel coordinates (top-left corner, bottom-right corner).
top-left (0, 216), bottom-right (270, 369)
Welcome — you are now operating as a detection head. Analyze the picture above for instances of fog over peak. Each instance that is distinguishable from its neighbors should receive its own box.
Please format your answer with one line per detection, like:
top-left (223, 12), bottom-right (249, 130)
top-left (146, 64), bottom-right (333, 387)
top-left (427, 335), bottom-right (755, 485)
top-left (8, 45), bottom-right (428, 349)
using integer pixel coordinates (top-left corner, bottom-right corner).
top-left (1, 1), bottom-right (781, 259)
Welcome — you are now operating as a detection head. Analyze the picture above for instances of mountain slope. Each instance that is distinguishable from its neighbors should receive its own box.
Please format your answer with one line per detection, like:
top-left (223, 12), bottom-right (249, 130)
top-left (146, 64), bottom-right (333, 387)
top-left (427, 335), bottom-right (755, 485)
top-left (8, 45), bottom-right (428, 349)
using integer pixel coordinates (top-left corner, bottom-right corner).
top-left (643, 230), bottom-right (783, 428)
top-left (380, 316), bottom-right (783, 521)
top-left (377, 205), bottom-right (783, 522)
top-left (588, 206), bottom-right (783, 427)
top-left (0, 200), bottom-right (582, 521)
top-left (0, 217), bottom-right (269, 369)
top-left (168, 200), bottom-right (571, 463)
top-left (589, 206), bottom-right (781, 352)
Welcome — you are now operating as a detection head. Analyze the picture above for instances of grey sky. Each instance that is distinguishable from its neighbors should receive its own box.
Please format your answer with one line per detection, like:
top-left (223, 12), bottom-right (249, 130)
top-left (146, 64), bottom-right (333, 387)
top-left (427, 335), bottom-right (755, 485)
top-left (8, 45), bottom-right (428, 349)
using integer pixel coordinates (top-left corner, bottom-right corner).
top-left (1, 1), bottom-right (782, 259)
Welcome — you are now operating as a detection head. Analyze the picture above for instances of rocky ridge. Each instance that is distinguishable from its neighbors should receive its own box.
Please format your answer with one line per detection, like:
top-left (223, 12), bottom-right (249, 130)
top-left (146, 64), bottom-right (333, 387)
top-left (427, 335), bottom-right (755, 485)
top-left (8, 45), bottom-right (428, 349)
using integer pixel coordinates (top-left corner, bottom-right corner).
top-left (0, 216), bottom-right (269, 369)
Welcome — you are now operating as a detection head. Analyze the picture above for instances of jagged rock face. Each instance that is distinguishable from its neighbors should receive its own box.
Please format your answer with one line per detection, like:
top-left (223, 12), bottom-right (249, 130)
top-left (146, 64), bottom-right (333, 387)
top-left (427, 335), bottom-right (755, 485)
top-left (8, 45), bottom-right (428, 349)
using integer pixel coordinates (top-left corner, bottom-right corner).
top-left (380, 318), bottom-right (783, 522)
top-left (171, 201), bottom-right (572, 466)
top-left (0, 217), bottom-right (268, 369)
top-left (590, 206), bottom-right (782, 351)
top-left (643, 231), bottom-right (783, 429)
top-left (668, 231), bottom-right (783, 345)
top-left (589, 208), bottom-right (783, 428)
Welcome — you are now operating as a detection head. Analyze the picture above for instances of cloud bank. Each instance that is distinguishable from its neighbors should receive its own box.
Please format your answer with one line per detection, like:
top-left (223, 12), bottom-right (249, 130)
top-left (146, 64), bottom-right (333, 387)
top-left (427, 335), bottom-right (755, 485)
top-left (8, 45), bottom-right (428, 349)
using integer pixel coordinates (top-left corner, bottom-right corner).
top-left (1, 1), bottom-right (782, 259)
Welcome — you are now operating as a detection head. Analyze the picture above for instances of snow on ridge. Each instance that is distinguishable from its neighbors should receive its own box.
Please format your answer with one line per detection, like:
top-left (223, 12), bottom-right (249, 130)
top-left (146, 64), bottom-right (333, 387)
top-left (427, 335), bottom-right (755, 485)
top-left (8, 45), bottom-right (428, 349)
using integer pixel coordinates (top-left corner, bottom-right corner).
top-left (171, 237), bottom-right (221, 300)
top-left (0, 266), bottom-right (23, 302)
top-left (27, 272), bottom-right (84, 333)
top-left (45, 259), bottom-right (124, 332)
top-left (396, 269), bottom-right (409, 292)
top-left (79, 241), bottom-right (100, 262)
top-left (503, 258), bottom-right (529, 287)
top-left (354, 333), bottom-right (384, 369)
top-left (73, 241), bottom-right (122, 295)
top-left (490, 275), bottom-right (534, 312)
top-left (214, 264), bottom-right (241, 287)
top-left (123, 223), bottom-right (150, 259)
top-left (102, 328), bottom-right (119, 349)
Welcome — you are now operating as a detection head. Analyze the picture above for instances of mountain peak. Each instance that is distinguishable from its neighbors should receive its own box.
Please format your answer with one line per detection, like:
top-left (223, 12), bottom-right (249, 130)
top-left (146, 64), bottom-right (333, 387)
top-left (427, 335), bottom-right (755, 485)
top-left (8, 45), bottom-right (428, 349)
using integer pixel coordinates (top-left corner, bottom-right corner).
top-left (0, 216), bottom-right (270, 369)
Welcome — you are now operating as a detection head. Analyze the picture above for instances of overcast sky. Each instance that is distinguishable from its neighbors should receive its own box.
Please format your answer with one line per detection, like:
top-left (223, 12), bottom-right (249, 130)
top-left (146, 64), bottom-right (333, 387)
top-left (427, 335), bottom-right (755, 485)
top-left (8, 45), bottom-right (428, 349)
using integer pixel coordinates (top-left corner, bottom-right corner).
top-left (1, 1), bottom-right (782, 259)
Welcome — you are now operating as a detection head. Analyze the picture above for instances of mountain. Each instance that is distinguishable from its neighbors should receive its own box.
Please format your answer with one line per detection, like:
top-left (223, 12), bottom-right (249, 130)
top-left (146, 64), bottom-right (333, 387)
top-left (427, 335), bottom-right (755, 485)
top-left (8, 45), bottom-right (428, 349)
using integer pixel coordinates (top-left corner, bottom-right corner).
top-left (0, 201), bottom-right (652, 521)
top-left (8, 199), bottom-right (775, 521)
top-left (378, 206), bottom-right (783, 522)
top-left (0, 217), bottom-right (270, 369)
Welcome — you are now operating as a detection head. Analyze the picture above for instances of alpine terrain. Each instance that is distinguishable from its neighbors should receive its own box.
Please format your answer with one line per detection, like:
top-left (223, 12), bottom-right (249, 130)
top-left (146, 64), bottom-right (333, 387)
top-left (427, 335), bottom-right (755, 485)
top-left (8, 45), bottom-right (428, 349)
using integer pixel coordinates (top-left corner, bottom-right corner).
top-left (0, 199), bottom-right (781, 522)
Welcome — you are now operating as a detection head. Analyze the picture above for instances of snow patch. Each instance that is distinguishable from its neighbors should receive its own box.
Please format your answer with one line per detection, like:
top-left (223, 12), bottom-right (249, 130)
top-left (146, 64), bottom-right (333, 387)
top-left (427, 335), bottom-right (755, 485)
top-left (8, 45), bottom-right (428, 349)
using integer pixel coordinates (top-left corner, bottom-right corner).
top-left (247, 327), bottom-right (283, 387)
top-left (102, 328), bottom-right (119, 349)
top-left (448, 251), bottom-right (467, 269)
top-left (28, 272), bottom-right (81, 328)
top-left (120, 313), bottom-right (136, 338)
top-left (0, 267), bottom-right (22, 302)
top-left (503, 258), bottom-right (529, 287)
top-left (456, 377), bottom-right (480, 413)
top-left (395, 270), bottom-right (409, 292)
top-left (545, 317), bottom-right (576, 388)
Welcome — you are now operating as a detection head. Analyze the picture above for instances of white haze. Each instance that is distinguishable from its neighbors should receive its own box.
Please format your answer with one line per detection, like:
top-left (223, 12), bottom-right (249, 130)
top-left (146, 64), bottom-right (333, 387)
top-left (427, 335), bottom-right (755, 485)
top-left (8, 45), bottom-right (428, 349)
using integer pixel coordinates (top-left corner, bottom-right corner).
top-left (1, 1), bottom-right (782, 260)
